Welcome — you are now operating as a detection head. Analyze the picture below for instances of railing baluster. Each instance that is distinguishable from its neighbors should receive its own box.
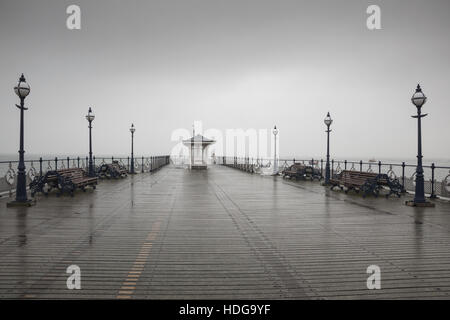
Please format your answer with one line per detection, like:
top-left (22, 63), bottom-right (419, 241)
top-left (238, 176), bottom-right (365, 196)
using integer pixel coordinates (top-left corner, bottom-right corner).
top-left (430, 163), bottom-right (436, 199)
top-left (331, 159), bottom-right (334, 177)
top-left (402, 162), bottom-right (406, 192)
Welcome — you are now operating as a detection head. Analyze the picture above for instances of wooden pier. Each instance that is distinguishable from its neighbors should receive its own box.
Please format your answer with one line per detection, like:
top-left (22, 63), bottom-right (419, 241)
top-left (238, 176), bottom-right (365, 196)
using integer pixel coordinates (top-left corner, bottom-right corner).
top-left (1, 165), bottom-right (450, 299)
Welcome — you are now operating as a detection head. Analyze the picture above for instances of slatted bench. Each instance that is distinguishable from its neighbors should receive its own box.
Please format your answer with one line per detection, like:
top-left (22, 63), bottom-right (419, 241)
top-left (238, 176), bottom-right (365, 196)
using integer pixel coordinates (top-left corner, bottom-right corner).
top-left (30, 168), bottom-right (98, 197)
top-left (304, 166), bottom-right (322, 181)
top-left (282, 163), bottom-right (322, 181)
top-left (29, 168), bottom-right (80, 195)
top-left (60, 169), bottom-right (98, 196)
top-left (330, 170), bottom-right (403, 198)
top-left (97, 161), bottom-right (128, 179)
top-left (282, 164), bottom-right (306, 180)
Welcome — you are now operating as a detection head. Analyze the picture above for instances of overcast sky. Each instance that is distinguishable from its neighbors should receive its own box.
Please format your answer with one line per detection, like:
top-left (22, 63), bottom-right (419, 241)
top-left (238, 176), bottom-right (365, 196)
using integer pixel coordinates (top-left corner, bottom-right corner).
top-left (0, 0), bottom-right (449, 160)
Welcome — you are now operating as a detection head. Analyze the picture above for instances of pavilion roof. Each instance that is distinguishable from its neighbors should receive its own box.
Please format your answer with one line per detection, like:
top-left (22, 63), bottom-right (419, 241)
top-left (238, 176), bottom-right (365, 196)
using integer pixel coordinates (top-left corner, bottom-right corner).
top-left (182, 134), bottom-right (215, 145)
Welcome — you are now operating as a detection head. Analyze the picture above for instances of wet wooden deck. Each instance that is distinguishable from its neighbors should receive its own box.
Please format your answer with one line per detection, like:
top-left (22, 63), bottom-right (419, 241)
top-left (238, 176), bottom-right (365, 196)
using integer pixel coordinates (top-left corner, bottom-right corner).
top-left (1, 165), bottom-right (450, 299)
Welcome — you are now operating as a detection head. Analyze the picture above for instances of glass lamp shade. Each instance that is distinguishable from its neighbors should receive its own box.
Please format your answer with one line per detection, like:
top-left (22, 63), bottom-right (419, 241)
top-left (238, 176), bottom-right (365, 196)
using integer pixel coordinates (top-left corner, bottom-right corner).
top-left (272, 126), bottom-right (279, 136)
top-left (14, 74), bottom-right (30, 99)
top-left (130, 124), bottom-right (136, 133)
top-left (324, 112), bottom-right (333, 126)
top-left (411, 84), bottom-right (427, 108)
top-left (86, 108), bottom-right (95, 122)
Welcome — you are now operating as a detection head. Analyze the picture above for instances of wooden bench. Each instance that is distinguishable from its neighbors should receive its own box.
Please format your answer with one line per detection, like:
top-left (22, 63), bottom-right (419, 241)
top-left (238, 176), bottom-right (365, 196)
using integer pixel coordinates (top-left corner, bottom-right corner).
top-left (282, 163), bottom-right (306, 180)
top-left (330, 170), bottom-right (402, 198)
top-left (60, 169), bottom-right (98, 195)
top-left (282, 163), bottom-right (322, 181)
top-left (30, 168), bottom-right (79, 195)
top-left (97, 161), bottom-right (128, 179)
top-left (30, 168), bottom-right (98, 197)
top-left (304, 166), bottom-right (322, 181)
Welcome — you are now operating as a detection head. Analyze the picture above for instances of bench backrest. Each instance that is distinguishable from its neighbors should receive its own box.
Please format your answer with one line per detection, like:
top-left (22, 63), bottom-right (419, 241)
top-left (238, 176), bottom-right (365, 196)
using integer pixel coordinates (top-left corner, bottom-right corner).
top-left (59, 168), bottom-right (86, 180)
top-left (338, 170), bottom-right (378, 185)
top-left (110, 163), bottom-right (127, 172)
top-left (287, 163), bottom-right (306, 172)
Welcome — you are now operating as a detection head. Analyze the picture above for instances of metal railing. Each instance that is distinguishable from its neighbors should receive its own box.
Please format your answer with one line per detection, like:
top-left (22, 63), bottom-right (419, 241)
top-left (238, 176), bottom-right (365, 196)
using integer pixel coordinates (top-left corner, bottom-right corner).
top-left (0, 155), bottom-right (170, 196)
top-left (218, 156), bottom-right (450, 199)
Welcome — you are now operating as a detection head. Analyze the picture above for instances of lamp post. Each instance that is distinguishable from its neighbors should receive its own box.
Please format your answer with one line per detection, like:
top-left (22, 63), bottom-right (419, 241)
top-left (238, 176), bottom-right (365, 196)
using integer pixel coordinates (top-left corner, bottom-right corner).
top-left (406, 84), bottom-right (434, 207)
top-left (86, 107), bottom-right (95, 177)
top-left (324, 112), bottom-right (333, 185)
top-left (272, 125), bottom-right (279, 175)
top-left (7, 74), bottom-right (35, 207)
top-left (130, 123), bottom-right (135, 174)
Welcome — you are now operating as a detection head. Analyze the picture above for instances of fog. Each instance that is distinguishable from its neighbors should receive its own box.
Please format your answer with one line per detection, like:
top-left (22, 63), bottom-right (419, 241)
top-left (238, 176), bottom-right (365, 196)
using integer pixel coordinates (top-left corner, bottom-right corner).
top-left (0, 0), bottom-right (449, 160)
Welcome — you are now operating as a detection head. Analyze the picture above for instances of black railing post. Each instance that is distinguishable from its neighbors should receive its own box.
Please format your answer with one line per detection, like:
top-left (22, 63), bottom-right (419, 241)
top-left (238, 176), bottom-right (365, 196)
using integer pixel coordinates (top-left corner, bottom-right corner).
top-left (67, 156), bottom-right (70, 169)
top-left (344, 160), bottom-right (347, 170)
top-left (77, 157), bottom-right (80, 168)
top-left (378, 161), bottom-right (382, 174)
top-left (430, 163), bottom-right (436, 199)
top-left (360, 160), bottom-right (363, 172)
top-left (142, 156), bottom-right (144, 173)
top-left (402, 162), bottom-right (406, 193)
top-left (39, 157), bottom-right (43, 176)
top-left (55, 157), bottom-right (58, 171)
top-left (331, 159), bottom-right (334, 177)
top-left (320, 159), bottom-right (323, 177)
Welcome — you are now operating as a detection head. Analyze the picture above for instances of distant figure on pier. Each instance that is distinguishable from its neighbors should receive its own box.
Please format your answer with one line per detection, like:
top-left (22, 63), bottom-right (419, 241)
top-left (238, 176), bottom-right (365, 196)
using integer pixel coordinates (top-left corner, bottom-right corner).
top-left (182, 133), bottom-right (215, 170)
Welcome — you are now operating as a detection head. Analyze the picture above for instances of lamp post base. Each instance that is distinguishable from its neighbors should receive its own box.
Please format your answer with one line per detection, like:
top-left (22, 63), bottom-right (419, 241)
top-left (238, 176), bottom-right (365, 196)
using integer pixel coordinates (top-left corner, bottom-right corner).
top-left (405, 200), bottom-right (435, 207)
top-left (7, 199), bottom-right (36, 207)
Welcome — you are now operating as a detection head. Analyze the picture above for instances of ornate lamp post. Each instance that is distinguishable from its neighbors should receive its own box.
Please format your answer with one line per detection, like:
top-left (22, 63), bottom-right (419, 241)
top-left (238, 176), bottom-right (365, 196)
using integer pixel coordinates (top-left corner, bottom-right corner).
top-left (7, 74), bottom-right (35, 207)
top-left (324, 112), bottom-right (333, 185)
top-left (272, 125), bottom-right (279, 175)
top-left (130, 123), bottom-right (136, 174)
top-left (406, 84), bottom-right (434, 207)
top-left (86, 107), bottom-right (95, 177)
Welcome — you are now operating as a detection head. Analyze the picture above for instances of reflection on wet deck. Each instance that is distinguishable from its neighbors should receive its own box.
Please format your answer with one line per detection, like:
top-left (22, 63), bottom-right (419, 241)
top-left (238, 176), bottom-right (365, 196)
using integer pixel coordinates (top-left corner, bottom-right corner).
top-left (1, 165), bottom-right (450, 299)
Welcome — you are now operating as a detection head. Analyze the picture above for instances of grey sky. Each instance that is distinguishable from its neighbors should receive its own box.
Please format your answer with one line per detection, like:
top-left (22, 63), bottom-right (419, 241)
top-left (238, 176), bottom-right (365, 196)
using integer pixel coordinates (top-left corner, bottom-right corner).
top-left (0, 0), bottom-right (449, 160)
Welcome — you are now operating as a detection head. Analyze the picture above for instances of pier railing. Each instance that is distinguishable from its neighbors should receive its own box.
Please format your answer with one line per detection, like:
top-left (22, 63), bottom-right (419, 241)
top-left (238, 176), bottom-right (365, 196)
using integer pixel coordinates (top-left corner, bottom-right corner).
top-left (0, 155), bottom-right (170, 196)
top-left (218, 156), bottom-right (450, 199)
